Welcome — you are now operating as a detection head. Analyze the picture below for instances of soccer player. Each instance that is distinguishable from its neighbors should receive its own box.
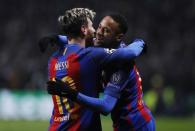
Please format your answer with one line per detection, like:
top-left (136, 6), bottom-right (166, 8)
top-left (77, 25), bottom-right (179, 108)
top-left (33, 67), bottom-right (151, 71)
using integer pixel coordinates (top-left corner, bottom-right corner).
top-left (46, 8), bottom-right (145, 131)
top-left (48, 14), bottom-right (155, 131)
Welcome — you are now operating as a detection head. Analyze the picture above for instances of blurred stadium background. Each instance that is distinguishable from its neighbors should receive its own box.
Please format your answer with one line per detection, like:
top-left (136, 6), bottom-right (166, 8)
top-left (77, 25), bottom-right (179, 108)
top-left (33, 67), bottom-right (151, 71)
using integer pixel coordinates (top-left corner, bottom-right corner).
top-left (0, 0), bottom-right (195, 130)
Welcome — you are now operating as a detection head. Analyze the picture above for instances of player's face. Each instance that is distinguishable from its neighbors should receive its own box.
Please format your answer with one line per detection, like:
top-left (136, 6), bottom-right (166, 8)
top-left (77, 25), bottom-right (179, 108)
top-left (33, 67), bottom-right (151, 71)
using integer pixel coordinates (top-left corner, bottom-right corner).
top-left (95, 16), bottom-right (121, 48)
top-left (84, 18), bottom-right (96, 47)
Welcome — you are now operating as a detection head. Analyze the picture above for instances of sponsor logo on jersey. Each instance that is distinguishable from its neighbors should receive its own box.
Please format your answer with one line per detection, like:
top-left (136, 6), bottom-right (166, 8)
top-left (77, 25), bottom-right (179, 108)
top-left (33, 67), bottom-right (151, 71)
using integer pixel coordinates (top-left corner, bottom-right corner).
top-left (54, 114), bottom-right (70, 122)
top-left (53, 114), bottom-right (79, 122)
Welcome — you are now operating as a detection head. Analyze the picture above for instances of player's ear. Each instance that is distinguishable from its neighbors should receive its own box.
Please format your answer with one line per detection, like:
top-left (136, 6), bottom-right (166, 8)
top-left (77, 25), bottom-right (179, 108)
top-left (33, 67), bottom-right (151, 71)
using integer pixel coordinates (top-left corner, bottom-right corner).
top-left (81, 25), bottom-right (87, 35)
top-left (116, 33), bottom-right (124, 42)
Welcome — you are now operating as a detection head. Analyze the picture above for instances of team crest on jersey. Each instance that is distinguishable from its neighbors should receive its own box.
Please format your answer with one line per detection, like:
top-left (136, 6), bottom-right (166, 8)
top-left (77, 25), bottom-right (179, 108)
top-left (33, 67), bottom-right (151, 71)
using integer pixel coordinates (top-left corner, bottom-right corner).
top-left (104, 48), bottom-right (116, 54)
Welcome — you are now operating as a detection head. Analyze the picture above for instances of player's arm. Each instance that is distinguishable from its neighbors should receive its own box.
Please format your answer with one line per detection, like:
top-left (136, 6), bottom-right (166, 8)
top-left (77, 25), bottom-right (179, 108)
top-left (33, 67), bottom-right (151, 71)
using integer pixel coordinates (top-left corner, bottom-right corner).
top-left (76, 70), bottom-right (128, 115)
top-left (39, 35), bottom-right (68, 53)
top-left (47, 70), bottom-right (128, 115)
top-left (89, 39), bottom-right (145, 67)
top-left (77, 93), bottom-right (117, 115)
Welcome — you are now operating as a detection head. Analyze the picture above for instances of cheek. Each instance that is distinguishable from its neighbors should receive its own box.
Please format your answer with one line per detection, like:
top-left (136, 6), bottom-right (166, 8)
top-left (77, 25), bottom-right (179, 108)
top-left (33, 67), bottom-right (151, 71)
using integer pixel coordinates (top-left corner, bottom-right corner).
top-left (89, 31), bottom-right (94, 37)
top-left (86, 29), bottom-right (94, 38)
top-left (107, 34), bottom-right (116, 40)
top-left (104, 34), bottom-right (113, 40)
top-left (89, 28), bottom-right (95, 35)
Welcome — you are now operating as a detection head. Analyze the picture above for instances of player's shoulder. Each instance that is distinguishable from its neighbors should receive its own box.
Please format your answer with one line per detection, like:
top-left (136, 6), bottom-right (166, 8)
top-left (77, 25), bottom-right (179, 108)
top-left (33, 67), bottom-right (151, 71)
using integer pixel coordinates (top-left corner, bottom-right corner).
top-left (80, 47), bottom-right (99, 56)
top-left (48, 50), bottom-right (62, 61)
top-left (65, 44), bottom-right (83, 51)
top-left (86, 47), bottom-right (117, 55)
top-left (51, 51), bottom-right (60, 58)
top-left (62, 44), bottom-right (85, 57)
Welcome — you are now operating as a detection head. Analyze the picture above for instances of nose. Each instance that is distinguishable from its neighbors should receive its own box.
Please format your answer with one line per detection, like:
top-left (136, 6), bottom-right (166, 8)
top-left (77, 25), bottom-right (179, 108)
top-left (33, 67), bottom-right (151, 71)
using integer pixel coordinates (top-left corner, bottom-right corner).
top-left (97, 26), bottom-right (101, 33)
top-left (96, 27), bottom-right (103, 37)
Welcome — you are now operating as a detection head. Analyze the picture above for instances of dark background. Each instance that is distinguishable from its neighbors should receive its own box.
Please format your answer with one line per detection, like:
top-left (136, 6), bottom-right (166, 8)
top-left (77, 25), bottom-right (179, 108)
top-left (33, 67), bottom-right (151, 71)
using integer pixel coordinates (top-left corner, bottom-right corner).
top-left (0, 0), bottom-right (194, 116)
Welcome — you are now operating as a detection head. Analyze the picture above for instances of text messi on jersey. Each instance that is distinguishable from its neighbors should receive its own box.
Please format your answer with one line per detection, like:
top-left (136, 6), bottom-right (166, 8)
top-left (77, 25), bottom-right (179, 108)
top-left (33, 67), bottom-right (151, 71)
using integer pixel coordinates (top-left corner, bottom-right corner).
top-left (55, 61), bottom-right (69, 71)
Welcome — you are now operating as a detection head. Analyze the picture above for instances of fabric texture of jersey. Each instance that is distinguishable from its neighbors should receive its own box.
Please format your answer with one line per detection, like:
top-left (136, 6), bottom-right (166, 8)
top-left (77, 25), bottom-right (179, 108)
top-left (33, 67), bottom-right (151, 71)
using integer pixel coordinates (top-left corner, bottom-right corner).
top-left (48, 44), bottom-right (106, 131)
top-left (47, 42), bottom-right (142, 131)
top-left (104, 42), bottom-right (154, 131)
top-left (108, 64), bottom-right (153, 131)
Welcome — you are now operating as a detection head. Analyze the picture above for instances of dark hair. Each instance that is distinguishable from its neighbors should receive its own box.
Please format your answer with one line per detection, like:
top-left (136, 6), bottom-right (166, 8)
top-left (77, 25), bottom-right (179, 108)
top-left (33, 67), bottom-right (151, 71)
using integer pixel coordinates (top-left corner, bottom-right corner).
top-left (58, 8), bottom-right (96, 38)
top-left (108, 13), bottom-right (128, 34)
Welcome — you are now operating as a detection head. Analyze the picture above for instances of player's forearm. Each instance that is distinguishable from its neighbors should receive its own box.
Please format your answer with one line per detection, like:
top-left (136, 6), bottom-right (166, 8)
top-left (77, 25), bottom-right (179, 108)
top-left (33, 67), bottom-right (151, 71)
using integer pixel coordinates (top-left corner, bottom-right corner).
top-left (112, 39), bottom-right (144, 61)
top-left (77, 93), bottom-right (117, 115)
top-left (126, 39), bottom-right (145, 56)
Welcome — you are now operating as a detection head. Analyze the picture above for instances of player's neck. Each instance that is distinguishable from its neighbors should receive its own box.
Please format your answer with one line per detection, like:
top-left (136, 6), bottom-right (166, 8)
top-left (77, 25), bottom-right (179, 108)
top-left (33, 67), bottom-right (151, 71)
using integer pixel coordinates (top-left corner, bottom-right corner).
top-left (68, 37), bottom-right (85, 47)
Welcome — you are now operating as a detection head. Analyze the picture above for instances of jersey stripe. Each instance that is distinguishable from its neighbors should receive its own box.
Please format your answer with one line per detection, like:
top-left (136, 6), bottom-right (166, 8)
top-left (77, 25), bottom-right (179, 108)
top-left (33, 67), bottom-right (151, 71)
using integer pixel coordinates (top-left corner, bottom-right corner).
top-left (49, 57), bottom-right (61, 115)
top-left (66, 53), bottom-right (81, 131)
top-left (49, 57), bottom-right (60, 130)
top-left (134, 66), bottom-right (151, 122)
top-left (126, 115), bottom-right (134, 130)
top-left (67, 53), bottom-right (81, 90)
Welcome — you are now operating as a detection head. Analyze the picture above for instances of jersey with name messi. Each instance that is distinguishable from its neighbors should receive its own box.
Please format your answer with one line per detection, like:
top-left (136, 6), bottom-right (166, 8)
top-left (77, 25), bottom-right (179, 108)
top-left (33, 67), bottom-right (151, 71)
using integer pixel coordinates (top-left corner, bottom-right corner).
top-left (48, 43), bottom-right (132, 131)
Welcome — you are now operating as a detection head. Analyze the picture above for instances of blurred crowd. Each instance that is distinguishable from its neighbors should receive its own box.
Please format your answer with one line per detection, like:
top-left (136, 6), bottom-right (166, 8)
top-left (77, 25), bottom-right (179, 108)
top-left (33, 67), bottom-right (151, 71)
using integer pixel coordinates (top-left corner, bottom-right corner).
top-left (0, 0), bottom-right (194, 115)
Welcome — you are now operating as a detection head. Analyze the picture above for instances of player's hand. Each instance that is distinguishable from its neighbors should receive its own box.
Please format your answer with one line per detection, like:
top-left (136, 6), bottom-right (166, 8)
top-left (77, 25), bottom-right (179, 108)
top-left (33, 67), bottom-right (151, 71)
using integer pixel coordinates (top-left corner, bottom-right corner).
top-left (38, 35), bottom-right (67, 53)
top-left (46, 78), bottom-right (78, 100)
top-left (133, 38), bottom-right (147, 55)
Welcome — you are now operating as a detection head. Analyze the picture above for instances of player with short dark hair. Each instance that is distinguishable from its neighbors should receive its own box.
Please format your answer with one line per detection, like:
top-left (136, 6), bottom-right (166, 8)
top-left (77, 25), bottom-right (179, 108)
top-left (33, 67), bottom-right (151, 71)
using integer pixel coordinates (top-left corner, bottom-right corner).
top-left (48, 13), bottom-right (155, 131)
top-left (95, 13), bottom-right (128, 48)
top-left (46, 8), bottom-right (145, 131)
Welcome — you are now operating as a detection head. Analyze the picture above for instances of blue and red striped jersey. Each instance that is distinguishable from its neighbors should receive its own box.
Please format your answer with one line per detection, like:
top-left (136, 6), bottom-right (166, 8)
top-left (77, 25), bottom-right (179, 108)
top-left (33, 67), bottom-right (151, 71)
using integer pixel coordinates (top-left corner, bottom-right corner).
top-left (109, 64), bottom-right (153, 131)
top-left (47, 43), bottom-right (143, 131)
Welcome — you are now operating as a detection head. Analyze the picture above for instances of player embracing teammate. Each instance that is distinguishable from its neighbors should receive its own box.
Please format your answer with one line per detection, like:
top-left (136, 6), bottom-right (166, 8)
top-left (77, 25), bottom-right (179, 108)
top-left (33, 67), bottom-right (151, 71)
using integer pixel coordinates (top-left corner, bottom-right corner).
top-left (40, 8), bottom-right (155, 131)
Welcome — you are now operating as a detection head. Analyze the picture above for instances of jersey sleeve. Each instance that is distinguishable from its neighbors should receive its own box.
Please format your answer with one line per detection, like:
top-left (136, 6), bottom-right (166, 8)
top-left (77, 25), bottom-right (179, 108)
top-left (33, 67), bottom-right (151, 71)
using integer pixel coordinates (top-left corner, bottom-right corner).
top-left (104, 70), bottom-right (128, 98)
top-left (76, 70), bottom-right (128, 115)
top-left (58, 35), bottom-right (68, 47)
top-left (88, 39), bottom-right (145, 68)
top-left (77, 93), bottom-right (117, 115)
